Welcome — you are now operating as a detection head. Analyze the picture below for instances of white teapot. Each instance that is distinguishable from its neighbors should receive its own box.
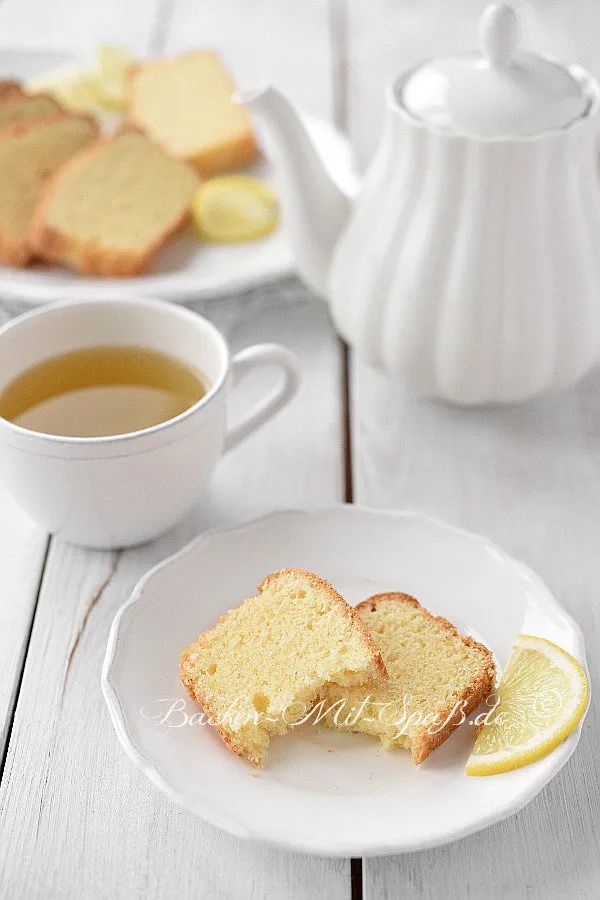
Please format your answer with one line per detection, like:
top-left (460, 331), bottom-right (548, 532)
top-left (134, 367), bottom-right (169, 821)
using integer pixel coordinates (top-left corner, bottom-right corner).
top-left (239, 4), bottom-right (600, 404)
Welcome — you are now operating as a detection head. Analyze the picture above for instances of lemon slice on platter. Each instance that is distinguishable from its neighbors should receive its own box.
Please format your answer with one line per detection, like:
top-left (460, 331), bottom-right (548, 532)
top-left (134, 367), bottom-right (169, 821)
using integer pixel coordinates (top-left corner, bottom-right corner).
top-left (28, 65), bottom-right (106, 113)
top-left (466, 634), bottom-right (588, 776)
top-left (27, 45), bottom-right (135, 114)
top-left (191, 176), bottom-right (279, 243)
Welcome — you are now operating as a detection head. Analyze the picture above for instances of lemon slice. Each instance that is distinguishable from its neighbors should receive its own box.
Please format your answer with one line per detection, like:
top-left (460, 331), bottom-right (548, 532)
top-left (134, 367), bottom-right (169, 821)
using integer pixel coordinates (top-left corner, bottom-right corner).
top-left (27, 46), bottom-right (135, 114)
top-left (466, 635), bottom-right (588, 776)
top-left (191, 176), bottom-right (279, 243)
top-left (94, 44), bottom-right (136, 111)
top-left (28, 65), bottom-right (105, 114)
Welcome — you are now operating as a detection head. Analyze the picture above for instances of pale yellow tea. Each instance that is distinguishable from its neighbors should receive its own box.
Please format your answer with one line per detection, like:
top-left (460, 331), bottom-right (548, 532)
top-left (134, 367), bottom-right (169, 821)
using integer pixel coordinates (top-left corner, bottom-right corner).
top-left (0, 345), bottom-right (207, 437)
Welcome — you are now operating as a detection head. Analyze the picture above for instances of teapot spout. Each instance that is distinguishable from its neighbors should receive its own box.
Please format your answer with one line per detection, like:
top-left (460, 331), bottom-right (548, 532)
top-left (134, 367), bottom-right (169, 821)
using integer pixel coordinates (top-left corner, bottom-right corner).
top-left (235, 86), bottom-right (353, 298)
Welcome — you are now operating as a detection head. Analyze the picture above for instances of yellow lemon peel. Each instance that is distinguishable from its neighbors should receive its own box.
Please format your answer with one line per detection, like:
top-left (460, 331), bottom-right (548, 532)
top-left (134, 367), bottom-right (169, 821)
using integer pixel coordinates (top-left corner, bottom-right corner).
top-left (191, 176), bottom-right (279, 243)
top-left (466, 635), bottom-right (588, 776)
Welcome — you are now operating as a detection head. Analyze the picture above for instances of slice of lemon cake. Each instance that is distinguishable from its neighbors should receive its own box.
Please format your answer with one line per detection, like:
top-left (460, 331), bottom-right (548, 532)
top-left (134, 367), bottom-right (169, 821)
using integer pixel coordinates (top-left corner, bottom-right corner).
top-left (0, 112), bottom-right (99, 266)
top-left (30, 130), bottom-right (199, 276)
top-left (320, 592), bottom-right (496, 764)
top-left (180, 569), bottom-right (387, 766)
top-left (128, 51), bottom-right (258, 175)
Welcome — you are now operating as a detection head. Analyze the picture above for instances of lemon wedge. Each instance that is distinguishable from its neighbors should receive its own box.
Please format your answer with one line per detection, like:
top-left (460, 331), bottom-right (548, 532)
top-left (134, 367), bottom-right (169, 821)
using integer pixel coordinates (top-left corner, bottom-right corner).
top-left (27, 46), bottom-right (135, 114)
top-left (191, 176), bottom-right (279, 243)
top-left (466, 634), bottom-right (588, 776)
top-left (94, 44), bottom-right (136, 111)
top-left (28, 65), bottom-right (105, 113)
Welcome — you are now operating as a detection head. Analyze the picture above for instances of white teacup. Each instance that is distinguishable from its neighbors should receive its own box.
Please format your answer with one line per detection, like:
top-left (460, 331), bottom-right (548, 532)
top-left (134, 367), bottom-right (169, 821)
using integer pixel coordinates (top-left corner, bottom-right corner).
top-left (0, 298), bottom-right (300, 549)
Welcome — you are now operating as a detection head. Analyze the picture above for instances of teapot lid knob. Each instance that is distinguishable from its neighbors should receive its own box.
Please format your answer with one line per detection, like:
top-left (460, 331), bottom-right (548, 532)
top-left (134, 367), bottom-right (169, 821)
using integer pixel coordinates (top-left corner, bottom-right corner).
top-left (480, 4), bottom-right (519, 65)
top-left (399, 0), bottom-right (591, 137)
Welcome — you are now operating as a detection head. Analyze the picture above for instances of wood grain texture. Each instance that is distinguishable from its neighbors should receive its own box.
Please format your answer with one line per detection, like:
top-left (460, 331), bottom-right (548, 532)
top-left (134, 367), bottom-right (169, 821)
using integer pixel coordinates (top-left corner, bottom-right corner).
top-left (353, 363), bottom-right (600, 900)
top-left (0, 289), bottom-right (347, 900)
top-left (0, 0), bottom-right (349, 896)
top-left (4, 0), bottom-right (598, 896)
top-left (0, 0), bottom-right (166, 766)
top-left (0, 486), bottom-right (47, 760)
top-left (343, 5), bottom-right (600, 895)
top-left (0, 307), bottom-right (49, 763)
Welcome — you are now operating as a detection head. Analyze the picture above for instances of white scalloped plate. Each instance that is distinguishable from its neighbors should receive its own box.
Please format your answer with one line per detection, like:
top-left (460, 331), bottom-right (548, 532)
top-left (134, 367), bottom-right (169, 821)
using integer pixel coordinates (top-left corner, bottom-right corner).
top-left (0, 49), bottom-right (357, 304)
top-left (102, 506), bottom-right (588, 857)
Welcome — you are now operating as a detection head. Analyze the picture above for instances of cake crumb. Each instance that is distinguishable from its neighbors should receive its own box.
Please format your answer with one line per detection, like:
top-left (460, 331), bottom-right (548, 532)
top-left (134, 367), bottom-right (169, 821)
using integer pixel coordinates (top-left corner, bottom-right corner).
top-left (327, 748), bottom-right (334, 752)
top-left (250, 771), bottom-right (259, 777)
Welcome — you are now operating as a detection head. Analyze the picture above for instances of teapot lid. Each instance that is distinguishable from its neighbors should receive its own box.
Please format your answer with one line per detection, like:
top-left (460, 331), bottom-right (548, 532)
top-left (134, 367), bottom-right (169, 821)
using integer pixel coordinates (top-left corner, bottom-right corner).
top-left (400, 4), bottom-right (589, 137)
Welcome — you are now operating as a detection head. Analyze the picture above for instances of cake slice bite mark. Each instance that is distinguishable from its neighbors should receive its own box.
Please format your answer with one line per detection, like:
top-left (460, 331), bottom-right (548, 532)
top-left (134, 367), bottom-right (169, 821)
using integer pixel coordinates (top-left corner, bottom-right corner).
top-left (180, 568), bottom-right (387, 766)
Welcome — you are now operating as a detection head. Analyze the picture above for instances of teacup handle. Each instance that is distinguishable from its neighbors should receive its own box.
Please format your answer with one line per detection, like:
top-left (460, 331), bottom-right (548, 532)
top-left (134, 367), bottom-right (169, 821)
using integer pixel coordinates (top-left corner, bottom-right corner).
top-left (223, 344), bottom-right (301, 453)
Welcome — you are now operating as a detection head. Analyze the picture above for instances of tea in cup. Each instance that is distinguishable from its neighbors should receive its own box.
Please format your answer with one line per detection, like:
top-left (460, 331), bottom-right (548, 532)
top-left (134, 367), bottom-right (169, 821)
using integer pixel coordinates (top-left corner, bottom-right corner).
top-left (0, 298), bottom-right (300, 548)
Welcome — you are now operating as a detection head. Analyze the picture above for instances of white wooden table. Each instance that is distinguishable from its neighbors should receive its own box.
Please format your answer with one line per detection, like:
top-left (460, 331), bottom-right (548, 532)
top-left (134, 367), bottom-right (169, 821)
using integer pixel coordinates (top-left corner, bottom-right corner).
top-left (0, 1), bottom-right (599, 897)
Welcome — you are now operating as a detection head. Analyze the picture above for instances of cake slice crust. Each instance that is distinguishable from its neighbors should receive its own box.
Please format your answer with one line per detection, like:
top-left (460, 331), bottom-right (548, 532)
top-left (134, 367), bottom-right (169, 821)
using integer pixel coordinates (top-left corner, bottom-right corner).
top-left (180, 568), bottom-right (387, 766)
top-left (320, 592), bottom-right (496, 764)
top-left (30, 130), bottom-right (199, 276)
top-left (128, 51), bottom-right (258, 175)
top-left (0, 112), bottom-right (99, 266)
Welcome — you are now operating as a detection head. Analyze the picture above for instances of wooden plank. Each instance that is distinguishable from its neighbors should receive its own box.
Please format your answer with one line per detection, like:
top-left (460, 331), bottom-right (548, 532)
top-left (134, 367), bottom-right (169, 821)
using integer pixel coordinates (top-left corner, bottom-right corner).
top-left (343, 4), bottom-right (600, 895)
top-left (0, 284), bottom-right (347, 899)
top-left (0, 486), bottom-right (47, 761)
top-left (351, 260), bottom-right (600, 899)
top-left (0, 0), bottom-right (172, 754)
top-left (0, 2), bottom-right (348, 894)
top-left (0, 304), bottom-right (49, 764)
top-left (0, 0), bottom-right (167, 766)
